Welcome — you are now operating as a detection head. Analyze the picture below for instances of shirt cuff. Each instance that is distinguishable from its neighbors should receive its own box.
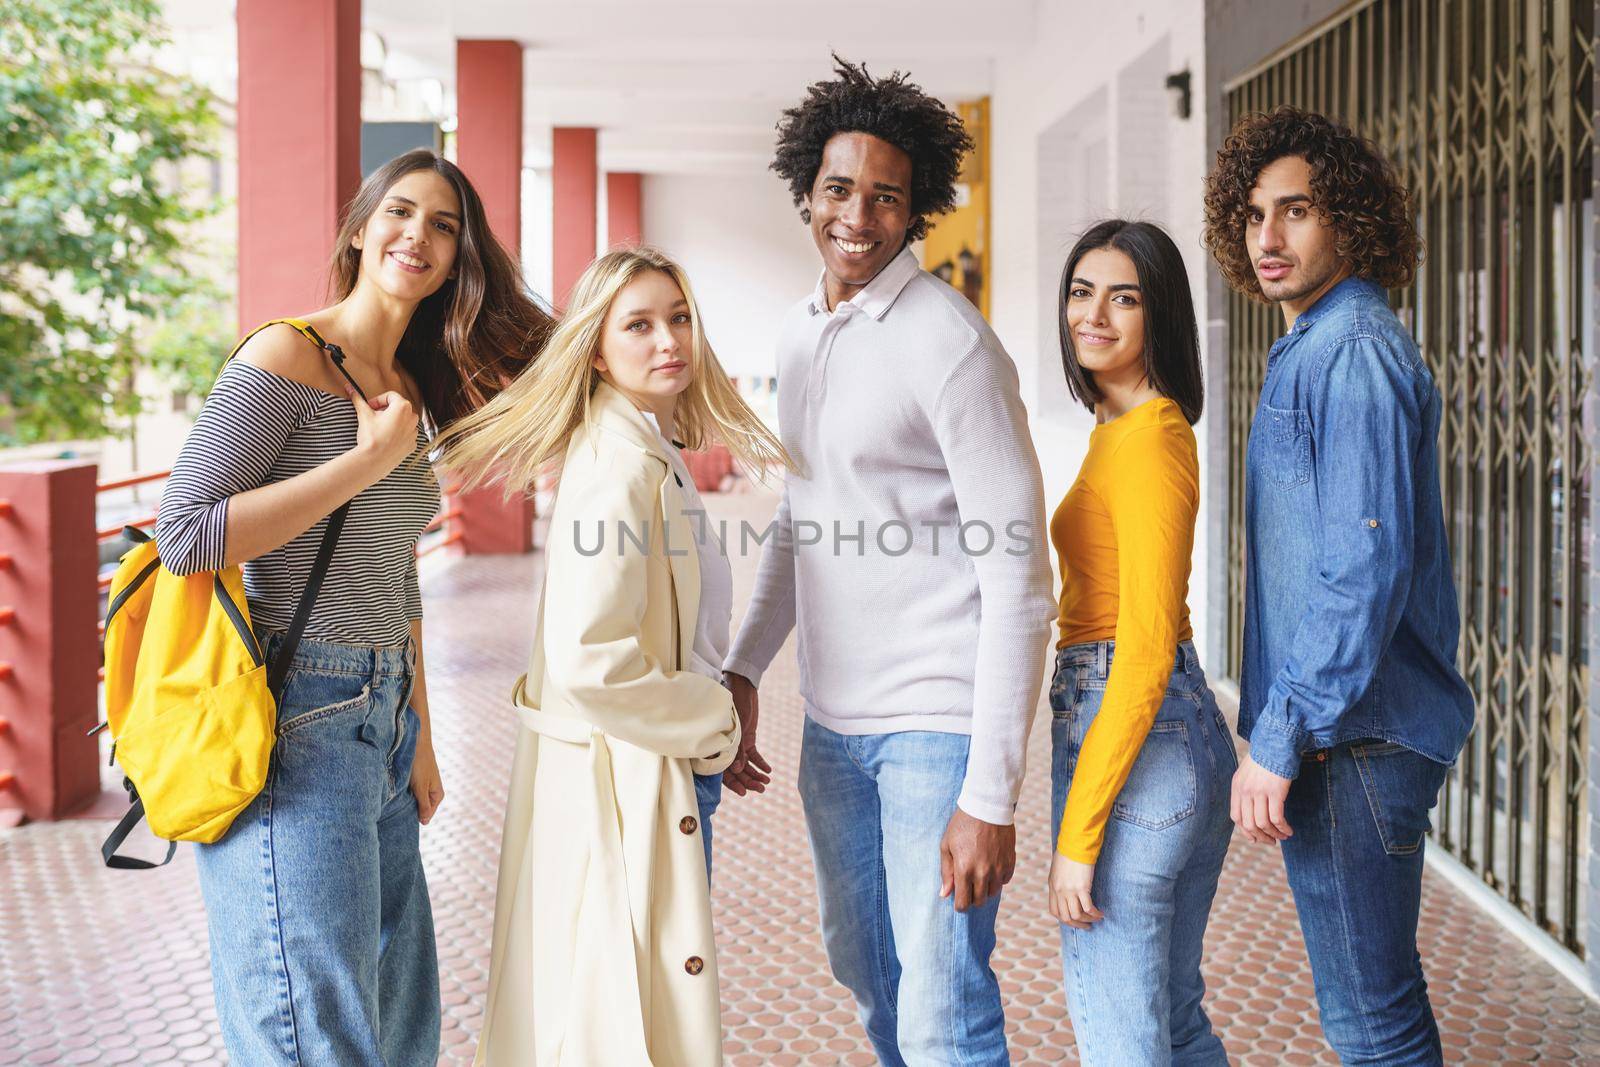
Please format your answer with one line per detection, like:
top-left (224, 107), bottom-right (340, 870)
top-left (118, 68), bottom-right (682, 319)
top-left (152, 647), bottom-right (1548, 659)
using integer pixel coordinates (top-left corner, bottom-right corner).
top-left (720, 654), bottom-right (766, 689)
top-left (956, 788), bottom-right (1016, 828)
top-left (1246, 717), bottom-right (1305, 781)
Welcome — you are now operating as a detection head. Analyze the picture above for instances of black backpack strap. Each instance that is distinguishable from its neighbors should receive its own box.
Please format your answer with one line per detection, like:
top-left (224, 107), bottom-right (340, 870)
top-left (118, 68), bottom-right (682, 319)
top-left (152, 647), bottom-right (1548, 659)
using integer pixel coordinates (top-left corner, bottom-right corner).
top-left (262, 324), bottom-right (362, 696)
top-left (267, 501), bottom-right (350, 697)
top-left (101, 795), bottom-right (177, 869)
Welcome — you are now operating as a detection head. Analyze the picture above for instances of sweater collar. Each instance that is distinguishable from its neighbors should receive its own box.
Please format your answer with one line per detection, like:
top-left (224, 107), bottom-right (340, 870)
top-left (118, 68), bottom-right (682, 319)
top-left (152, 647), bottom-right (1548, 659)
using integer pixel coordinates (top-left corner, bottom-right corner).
top-left (807, 244), bottom-right (921, 321)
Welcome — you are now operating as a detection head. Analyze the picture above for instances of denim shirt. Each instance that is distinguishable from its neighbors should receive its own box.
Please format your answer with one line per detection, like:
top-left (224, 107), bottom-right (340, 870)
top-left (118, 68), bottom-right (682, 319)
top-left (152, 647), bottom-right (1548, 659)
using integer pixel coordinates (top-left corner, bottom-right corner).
top-left (1239, 277), bottom-right (1475, 779)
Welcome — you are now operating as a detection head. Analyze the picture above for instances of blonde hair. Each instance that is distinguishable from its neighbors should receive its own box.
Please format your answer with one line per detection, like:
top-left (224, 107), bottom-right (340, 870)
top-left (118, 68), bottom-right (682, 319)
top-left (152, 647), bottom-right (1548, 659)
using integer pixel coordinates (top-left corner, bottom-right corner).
top-left (435, 246), bottom-right (793, 493)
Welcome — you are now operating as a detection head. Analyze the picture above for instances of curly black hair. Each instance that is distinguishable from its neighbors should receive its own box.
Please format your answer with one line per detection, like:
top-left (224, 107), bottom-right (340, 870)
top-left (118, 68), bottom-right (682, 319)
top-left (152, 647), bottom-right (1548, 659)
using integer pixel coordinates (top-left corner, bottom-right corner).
top-left (1203, 106), bottom-right (1421, 299)
top-left (771, 55), bottom-right (973, 242)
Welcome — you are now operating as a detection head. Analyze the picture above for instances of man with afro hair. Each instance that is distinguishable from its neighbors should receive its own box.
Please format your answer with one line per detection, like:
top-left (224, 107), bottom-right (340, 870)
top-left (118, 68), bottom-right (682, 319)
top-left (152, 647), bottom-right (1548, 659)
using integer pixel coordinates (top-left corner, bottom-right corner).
top-left (722, 57), bottom-right (1052, 1065)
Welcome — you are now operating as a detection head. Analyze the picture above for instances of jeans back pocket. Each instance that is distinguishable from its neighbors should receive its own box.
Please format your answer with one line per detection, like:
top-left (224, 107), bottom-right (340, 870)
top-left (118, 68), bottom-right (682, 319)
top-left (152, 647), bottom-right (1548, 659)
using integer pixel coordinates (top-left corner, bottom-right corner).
top-left (1111, 719), bottom-right (1197, 831)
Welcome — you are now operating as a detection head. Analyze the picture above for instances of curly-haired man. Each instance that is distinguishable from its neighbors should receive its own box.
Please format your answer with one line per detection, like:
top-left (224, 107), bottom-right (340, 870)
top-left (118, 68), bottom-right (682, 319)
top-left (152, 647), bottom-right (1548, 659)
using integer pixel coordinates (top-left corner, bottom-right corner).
top-left (1204, 106), bottom-right (1475, 1064)
top-left (722, 57), bottom-right (1052, 1065)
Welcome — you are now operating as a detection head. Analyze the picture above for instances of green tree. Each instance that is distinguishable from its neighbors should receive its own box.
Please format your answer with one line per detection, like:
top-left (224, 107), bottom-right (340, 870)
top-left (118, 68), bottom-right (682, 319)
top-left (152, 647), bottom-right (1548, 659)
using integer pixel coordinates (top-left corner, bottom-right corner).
top-left (0, 0), bottom-right (223, 445)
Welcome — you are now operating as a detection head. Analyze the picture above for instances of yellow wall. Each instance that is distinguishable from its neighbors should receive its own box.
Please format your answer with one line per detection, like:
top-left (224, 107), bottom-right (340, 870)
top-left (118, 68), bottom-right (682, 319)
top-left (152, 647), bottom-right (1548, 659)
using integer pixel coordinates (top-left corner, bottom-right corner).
top-left (920, 97), bottom-right (990, 320)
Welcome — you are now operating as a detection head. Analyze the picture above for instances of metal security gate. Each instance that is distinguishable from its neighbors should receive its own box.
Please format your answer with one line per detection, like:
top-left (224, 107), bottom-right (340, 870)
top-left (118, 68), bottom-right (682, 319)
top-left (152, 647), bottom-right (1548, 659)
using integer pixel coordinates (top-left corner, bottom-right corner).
top-left (1223, 0), bottom-right (1596, 956)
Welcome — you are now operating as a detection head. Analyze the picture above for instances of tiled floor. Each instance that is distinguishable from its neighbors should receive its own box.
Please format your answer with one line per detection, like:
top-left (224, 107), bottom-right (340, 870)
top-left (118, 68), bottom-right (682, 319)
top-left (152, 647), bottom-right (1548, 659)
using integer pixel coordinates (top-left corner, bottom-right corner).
top-left (3, 488), bottom-right (1599, 1064)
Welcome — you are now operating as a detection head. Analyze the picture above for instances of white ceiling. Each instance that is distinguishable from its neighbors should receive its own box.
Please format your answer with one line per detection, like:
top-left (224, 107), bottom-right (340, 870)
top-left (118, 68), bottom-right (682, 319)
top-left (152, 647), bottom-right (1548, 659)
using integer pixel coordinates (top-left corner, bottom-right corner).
top-left (363, 0), bottom-right (1039, 173)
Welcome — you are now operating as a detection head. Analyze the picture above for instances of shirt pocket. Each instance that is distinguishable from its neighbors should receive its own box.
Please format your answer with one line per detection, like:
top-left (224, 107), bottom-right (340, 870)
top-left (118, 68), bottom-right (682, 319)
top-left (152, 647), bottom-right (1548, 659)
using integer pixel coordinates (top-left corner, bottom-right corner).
top-left (1260, 403), bottom-right (1312, 489)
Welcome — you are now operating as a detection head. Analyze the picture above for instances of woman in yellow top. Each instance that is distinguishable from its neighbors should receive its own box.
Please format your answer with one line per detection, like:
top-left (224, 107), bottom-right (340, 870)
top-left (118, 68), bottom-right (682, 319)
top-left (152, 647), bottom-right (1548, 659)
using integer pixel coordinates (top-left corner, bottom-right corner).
top-left (1045, 220), bottom-right (1235, 1065)
top-left (437, 247), bottom-right (790, 1065)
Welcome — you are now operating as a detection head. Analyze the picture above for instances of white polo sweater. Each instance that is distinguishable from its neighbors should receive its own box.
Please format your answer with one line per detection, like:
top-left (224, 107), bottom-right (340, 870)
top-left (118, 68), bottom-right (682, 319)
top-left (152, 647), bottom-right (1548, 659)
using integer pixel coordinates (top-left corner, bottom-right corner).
top-left (724, 246), bottom-right (1054, 825)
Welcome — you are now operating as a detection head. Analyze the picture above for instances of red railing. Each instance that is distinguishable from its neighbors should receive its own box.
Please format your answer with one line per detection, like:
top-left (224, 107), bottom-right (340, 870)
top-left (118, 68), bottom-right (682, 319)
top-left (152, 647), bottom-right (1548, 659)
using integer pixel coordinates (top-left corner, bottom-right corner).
top-left (95, 469), bottom-right (170, 591)
top-left (417, 499), bottom-right (464, 557)
top-left (94, 471), bottom-right (172, 671)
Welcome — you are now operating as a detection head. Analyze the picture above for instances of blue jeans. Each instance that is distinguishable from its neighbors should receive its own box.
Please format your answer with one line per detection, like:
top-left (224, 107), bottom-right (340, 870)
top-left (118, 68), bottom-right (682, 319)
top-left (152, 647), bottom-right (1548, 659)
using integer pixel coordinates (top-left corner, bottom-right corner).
top-left (1049, 640), bottom-right (1234, 1066)
top-left (694, 771), bottom-right (722, 881)
top-left (1281, 739), bottom-right (1448, 1064)
top-left (798, 717), bottom-right (1007, 1066)
top-left (194, 633), bottom-right (440, 1067)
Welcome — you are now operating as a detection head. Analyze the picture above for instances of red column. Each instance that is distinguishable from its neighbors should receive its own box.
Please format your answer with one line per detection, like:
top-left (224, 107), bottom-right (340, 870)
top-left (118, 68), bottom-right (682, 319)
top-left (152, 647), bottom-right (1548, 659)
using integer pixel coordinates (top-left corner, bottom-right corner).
top-left (0, 462), bottom-right (100, 824)
top-left (453, 39), bottom-right (535, 553)
top-left (552, 127), bottom-right (599, 308)
top-left (455, 40), bottom-right (523, 258)
top-left (236, 0), bottom-right (361, 331)
top-left (605, 172), bottom-right (643, 248)
top-left (449, 487), bottom-right (531, 555)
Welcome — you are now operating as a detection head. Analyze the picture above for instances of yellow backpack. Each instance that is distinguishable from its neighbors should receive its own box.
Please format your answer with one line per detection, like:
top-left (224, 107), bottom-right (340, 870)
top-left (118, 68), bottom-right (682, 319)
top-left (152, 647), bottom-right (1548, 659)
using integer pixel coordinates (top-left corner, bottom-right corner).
top-left (99, 319), bottom-right (360, 867)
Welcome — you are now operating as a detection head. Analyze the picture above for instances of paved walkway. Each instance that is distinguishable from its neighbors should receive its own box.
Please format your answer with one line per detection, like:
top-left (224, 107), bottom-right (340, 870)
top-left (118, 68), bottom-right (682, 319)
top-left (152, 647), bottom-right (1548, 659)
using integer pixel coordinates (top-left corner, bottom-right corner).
top-left (3, 489), bottom-right (1599, 1064)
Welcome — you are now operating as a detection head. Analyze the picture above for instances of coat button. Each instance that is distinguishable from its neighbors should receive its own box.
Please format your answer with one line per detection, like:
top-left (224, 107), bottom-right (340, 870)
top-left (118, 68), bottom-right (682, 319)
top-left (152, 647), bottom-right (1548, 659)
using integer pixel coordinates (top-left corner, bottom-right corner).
top-left (684, 956), bottom-right (704, 975)
top-left (679, 816), bottom-right (698, 835)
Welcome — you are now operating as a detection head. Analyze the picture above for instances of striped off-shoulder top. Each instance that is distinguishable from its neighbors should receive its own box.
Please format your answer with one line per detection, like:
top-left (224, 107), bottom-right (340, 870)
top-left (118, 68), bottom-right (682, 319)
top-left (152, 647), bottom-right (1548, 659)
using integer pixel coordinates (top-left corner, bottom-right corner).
top-left (155, 358), bottom-right (440, 647)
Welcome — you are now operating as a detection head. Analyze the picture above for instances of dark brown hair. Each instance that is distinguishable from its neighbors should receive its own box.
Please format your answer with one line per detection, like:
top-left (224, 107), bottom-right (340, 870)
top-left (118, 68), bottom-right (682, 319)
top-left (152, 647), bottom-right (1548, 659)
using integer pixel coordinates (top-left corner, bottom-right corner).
top-left (327, 149), bottom-right (554, 426)
top-left (1202, 106), bottom-right (1421, 299)
top-left (1058, 220), bottom-right (1203, 425)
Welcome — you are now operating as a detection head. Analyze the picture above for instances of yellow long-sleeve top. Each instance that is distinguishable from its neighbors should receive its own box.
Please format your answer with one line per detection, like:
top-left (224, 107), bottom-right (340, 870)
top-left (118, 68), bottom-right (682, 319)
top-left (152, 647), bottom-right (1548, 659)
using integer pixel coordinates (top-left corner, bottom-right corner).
top-left (1051, 397), bottom-right (1197, 863)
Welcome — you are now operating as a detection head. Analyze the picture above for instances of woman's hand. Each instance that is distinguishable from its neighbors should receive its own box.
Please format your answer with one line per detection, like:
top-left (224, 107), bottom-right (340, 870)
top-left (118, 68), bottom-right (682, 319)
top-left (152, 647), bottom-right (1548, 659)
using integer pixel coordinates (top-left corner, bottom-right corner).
top-left (410, 726), bottom-right (445, 824)
top-left (1047, 852), bottom-right (1104, 930)
top-left (352, 389), bottom-right (418, 479)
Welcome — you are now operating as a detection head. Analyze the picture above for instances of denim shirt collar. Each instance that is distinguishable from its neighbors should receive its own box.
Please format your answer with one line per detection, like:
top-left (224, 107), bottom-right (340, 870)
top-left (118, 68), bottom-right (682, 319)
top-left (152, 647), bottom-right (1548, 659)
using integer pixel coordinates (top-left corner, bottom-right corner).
top-left (1270, 276), bottom-right (1385, 362)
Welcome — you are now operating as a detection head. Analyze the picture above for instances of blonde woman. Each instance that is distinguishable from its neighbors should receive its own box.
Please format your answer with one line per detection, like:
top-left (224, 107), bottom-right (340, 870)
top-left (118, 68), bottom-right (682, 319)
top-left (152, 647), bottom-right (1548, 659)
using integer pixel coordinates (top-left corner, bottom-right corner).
top-left (438, 247), bottom-right (791, 1066)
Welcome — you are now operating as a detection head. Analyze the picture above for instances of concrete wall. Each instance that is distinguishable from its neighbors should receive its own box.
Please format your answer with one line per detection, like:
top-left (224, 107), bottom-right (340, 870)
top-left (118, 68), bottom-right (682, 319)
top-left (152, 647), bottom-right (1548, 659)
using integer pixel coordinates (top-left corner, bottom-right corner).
top-left (641, 173), bottom-right (820, 382)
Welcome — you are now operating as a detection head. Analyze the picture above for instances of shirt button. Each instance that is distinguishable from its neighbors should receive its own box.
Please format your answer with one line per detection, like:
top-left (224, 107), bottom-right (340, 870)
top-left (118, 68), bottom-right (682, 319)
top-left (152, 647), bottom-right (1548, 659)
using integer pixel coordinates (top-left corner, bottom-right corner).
top-left (1368, 519), bottom-right (1380, 528)
top-left (684, 956), bottom-right (704, 975)
top-left (679, 816), bottom-right (698, 835)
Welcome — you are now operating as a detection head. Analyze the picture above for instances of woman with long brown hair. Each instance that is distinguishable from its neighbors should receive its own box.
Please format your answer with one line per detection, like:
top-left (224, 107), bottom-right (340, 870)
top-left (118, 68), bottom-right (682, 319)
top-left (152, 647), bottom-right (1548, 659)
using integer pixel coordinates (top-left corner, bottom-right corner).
top-left (155, 148), bottom-right (552, 1065)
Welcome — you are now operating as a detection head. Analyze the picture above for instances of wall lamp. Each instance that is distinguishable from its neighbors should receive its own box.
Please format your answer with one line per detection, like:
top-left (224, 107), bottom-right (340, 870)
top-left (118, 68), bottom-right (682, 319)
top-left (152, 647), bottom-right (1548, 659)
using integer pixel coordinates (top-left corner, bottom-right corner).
top-left (1165, 68), bottom-right (1193, 120)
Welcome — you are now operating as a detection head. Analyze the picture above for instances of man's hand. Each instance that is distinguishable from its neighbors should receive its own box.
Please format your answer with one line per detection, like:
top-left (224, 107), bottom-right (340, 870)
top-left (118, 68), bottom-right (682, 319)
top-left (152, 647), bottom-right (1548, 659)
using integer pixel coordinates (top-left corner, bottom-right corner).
top-left (940, 808), bottom-right (1016, 912)
top-left (1047, 853), bottom-right (1103, 930)
top-left (1230, 754), bottom-right (1293, 843)
top-left (722, 672), bottom-right (771, 797)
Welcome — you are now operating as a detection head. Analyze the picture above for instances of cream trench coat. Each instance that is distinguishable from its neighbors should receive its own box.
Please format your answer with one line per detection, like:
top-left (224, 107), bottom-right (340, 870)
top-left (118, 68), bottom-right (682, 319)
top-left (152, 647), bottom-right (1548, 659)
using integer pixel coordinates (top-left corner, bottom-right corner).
top-left (474, 383), bottom-right (740, 1067)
